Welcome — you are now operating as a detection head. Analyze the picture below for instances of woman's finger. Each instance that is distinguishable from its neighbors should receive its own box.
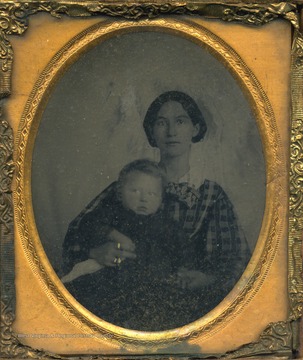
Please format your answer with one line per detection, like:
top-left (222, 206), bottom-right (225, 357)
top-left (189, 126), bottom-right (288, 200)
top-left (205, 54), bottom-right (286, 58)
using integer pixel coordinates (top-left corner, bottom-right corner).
top-left (176, 271), bottom-right (188, 289)
top-left (103, 259), bottom-right (117, 267)
top-left (120, 249), bottom-right (136, 259)
top-left (104, 249), bottom-right (136, 267)
top-left (108, 229), bottom-right (135, 252)
top-left (103, 251), bottom-right (118, 267)
top-left (181, 279), bottom-right (188, 289)
top-left (117, 238), bottom-right (135, 252)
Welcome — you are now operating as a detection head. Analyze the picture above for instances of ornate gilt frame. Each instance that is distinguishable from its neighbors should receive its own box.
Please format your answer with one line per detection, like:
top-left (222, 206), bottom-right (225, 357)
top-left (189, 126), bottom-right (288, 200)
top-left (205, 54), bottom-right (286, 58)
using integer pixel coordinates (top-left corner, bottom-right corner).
top-left (1, 1), bottom-right (303, 358)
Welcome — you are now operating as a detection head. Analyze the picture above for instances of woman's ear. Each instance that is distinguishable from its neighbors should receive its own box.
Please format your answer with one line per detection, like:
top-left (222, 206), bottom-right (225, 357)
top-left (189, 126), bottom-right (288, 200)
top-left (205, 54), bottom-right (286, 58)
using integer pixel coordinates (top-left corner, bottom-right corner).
top-left (192, 123), bottom-right (200, 138)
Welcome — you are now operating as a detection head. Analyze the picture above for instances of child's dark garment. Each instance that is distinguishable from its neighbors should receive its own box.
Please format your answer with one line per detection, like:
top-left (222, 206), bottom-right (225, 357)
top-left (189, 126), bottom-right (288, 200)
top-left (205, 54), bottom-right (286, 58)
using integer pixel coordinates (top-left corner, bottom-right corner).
top-left (64, 196), bottom-right (204, 331)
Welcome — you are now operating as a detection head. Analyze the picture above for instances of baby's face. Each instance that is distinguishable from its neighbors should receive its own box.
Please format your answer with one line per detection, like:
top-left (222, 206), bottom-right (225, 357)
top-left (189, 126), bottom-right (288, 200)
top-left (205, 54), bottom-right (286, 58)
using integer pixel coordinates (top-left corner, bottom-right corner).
top-left (121, 171), bottom-right (162, 215)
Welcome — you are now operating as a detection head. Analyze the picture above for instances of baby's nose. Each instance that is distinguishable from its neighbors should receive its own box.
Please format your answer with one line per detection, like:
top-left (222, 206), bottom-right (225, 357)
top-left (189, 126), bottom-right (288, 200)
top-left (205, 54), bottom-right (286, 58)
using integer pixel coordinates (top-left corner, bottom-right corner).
top-left (140, 193), bottom-right (148, 202)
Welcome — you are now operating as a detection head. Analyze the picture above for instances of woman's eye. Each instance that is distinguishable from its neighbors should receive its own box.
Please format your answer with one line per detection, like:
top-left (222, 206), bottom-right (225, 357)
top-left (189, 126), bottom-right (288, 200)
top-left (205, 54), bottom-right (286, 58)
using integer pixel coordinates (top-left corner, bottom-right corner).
top-left (177, 118), bottom-right (185, 124)
top-left (155, 119), bottom-right (165, 127)
top-left (148, 192), bottom-right (156, 197)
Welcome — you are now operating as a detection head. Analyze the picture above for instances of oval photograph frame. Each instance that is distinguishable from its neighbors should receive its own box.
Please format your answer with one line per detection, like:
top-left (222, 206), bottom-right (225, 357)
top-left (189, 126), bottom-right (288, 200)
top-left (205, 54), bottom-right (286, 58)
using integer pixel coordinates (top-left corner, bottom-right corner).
top-left (15, 18), bottom-right (284, 348)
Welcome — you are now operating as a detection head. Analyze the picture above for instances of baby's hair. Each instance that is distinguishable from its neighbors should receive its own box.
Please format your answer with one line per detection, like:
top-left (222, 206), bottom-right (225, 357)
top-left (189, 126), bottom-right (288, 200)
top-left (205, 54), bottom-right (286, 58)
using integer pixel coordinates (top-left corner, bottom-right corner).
top-left (118, 159), bottom-right (166, 189)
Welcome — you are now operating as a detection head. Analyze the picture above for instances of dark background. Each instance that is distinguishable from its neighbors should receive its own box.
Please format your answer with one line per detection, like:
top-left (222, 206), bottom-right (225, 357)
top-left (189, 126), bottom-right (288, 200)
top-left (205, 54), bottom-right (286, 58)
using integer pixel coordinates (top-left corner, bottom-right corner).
top-left (31, 31), bottom-right (266, 273)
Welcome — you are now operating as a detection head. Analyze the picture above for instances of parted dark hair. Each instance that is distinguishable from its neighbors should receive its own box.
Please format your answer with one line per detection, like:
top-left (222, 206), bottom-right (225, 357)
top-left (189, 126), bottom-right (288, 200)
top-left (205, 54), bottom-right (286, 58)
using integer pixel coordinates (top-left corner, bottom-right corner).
top-left (118, 159), bottom-right (166, 189)
top-left (143, 91), bottom-right (207, 147)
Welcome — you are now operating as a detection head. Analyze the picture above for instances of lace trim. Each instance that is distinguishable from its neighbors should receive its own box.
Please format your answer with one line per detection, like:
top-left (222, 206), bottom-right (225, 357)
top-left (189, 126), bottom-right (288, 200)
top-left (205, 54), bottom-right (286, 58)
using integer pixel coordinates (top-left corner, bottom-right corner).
top-left (165, 182), bottom-right (201, 208)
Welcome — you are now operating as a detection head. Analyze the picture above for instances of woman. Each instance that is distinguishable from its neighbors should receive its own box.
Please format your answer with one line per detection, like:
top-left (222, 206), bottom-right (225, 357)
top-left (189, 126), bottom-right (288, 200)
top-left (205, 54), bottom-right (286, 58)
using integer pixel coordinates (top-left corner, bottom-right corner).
top-left (62, 91), bottom-right (250, 330)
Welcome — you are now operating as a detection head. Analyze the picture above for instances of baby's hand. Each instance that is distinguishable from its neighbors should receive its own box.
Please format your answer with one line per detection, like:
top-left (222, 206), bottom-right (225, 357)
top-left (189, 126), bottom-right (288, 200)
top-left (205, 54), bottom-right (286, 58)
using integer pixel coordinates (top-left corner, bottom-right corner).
top-left (61, 259), bottom-right (102, 283)
top-left (176, 267), bottom-right (215, 289)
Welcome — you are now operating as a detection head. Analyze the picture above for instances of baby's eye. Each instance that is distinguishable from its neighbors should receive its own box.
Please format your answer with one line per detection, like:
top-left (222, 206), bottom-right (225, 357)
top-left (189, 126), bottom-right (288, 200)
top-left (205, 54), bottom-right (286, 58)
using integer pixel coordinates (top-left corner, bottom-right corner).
top-left (177, 118), bottom-right (185, 124)
top-left (148, 192), bottom-right (156, 196)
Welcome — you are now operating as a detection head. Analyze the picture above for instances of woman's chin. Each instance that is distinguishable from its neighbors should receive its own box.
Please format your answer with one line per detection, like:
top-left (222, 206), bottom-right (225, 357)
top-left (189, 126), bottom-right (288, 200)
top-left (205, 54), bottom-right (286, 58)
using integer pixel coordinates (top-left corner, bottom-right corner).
top-left (162, 147), bottom-right (188, 158)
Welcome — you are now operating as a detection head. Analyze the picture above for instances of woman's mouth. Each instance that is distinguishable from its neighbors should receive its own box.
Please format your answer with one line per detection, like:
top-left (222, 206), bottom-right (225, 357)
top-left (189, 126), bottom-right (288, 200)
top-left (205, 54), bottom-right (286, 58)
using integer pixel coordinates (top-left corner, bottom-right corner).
top-left (165, 141), bottom-right (180, 146)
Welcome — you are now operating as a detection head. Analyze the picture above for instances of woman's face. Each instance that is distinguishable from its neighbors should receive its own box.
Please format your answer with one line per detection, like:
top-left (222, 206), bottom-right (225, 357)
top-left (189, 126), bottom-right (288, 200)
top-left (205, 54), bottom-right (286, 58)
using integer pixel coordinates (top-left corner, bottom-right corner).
top-left (152, 101), bottom-right (200, 158)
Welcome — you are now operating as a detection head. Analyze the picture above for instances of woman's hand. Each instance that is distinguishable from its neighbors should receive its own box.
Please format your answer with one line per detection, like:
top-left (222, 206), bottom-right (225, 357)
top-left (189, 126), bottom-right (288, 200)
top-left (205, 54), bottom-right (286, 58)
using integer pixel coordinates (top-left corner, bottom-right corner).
top-left (89, 229), bottom-right (136, 267)
top-left (176, 267), bottom-right (215, 289)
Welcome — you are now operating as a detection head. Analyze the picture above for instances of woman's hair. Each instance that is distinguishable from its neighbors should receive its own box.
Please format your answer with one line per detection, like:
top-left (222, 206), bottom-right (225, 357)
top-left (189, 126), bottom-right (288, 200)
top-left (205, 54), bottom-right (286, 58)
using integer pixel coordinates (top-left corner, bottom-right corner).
top-left (118, 159), bottom-right (166, 189)
top-left (143, 91), bottom-right (207, 147)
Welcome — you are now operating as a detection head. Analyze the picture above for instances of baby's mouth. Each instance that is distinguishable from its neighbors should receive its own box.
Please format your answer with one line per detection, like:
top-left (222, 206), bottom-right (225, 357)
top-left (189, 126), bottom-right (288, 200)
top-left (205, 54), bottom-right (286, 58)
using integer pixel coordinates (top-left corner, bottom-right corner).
top-left (136, 206), bottom-right (149, 214)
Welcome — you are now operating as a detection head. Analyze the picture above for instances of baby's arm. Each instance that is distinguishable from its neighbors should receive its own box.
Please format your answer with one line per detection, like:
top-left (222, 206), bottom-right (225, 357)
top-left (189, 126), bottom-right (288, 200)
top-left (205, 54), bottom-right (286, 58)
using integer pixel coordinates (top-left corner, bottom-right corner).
top-left (61, 259), bottom-right (103, 283)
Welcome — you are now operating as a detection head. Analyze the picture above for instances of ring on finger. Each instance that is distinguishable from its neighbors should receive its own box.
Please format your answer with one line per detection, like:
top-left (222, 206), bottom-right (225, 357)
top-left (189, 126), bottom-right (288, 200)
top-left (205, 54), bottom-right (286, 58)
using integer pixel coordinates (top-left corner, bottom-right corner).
top-left (114, 256), bottom-right (122, 265)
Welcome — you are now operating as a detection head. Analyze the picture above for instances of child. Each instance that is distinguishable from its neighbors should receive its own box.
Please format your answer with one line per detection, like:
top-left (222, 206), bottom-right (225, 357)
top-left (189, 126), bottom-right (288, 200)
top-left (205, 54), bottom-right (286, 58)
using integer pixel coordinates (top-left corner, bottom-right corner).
top-left (61, 159), bottom-right (178, 283)
top-left (63, 159), bottom-right (191, 330)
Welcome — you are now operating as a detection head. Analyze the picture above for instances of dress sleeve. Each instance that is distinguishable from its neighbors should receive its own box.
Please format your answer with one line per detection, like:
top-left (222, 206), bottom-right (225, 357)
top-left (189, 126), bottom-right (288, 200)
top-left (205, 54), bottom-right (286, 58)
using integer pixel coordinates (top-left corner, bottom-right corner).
top-left (62, 182), bottom-right (117, 274)
top-left (198, 185), bottom-right (251, 292)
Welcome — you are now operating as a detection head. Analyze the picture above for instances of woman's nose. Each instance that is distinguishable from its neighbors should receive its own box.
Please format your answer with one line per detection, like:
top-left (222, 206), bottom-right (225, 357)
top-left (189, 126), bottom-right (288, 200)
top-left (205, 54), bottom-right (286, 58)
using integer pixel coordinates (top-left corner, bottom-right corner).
top-left (167, 122), bottom-right (177, 136)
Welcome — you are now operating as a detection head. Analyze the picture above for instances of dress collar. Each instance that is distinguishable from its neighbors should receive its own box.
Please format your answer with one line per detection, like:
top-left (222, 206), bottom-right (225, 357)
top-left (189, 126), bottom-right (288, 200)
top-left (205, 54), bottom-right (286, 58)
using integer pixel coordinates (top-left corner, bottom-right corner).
top-left (177, 167), bottom-right (205, 190)
top-left (165, 182), bottom-right (202, 208)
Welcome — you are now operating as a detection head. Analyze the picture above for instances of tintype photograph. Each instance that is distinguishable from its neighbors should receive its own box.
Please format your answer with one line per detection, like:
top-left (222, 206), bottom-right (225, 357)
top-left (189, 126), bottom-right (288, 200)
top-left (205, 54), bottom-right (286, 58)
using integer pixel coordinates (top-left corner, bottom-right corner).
top-left (30, 29), bottom-right (265, 331)
top-left (1, 1), bottom-right (300, 356)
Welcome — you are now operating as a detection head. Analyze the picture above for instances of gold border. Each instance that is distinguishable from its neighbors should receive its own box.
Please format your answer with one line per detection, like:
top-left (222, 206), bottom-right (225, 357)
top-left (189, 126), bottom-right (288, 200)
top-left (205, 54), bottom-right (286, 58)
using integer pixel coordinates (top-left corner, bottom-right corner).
top-left (14, 18), bottom-right (284, 348)
top-left (0, 2), bottom-right (302, 358)
top-left (289, 28), bottom-right (303, 321)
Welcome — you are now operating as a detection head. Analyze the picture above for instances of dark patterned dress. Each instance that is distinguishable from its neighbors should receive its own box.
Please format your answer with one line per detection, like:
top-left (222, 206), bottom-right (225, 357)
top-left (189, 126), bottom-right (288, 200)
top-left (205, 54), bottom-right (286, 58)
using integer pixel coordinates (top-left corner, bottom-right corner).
top-left (64, 199), bottom-right (187, 330)
top-left (62, 180), bottom-right (250, 330)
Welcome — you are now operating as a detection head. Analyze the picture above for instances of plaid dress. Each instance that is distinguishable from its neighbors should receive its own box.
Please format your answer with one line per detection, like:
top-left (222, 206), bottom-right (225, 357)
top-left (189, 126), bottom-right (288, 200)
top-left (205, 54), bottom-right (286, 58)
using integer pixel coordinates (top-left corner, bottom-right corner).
top-left (164, 180), bottom-right (250, 294)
